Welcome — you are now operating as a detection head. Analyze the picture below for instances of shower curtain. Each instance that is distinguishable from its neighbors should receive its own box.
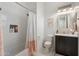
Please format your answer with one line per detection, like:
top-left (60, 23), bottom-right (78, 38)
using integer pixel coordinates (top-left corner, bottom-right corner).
top-left (0, 14), bottom-right (5, 56)
top-left (0, 23), bottom-right (4, 56)
top-left (26, 12), bottom-right (37, 56)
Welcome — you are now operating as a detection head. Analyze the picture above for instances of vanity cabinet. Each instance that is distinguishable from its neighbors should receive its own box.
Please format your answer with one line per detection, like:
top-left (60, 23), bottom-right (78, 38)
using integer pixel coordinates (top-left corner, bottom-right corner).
top-left (55, 35), bottom-right (78, 56)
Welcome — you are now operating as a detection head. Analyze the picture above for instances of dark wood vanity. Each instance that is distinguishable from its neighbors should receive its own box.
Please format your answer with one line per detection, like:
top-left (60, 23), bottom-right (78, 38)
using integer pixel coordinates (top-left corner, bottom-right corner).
top-left (55, 34), bottom-right (78, 56)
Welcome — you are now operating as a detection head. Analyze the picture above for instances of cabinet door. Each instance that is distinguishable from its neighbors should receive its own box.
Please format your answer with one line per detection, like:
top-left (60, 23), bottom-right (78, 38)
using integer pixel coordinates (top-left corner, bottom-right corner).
top-left (65, 37), bottom-right (78, 56)
top-left (55, 36), bottom-right (65, 55)
top-left (55, 36), bottom-right (78, 56)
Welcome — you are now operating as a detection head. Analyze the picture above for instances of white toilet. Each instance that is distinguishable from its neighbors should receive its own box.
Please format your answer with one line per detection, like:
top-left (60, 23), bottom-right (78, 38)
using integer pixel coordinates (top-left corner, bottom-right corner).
top-left (43, 40), bottom-right (52, 52)
top-left (42, 35), bottom-right (55, 55)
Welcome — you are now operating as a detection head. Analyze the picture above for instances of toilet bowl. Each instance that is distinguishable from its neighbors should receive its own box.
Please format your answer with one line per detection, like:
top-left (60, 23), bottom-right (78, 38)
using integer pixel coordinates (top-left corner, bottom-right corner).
top-left (42, 35), bottom-right (54, 55)
top-left (43, 40), bottom-right (52, 53)
top-left (44, 41), bottom-right (51, 48)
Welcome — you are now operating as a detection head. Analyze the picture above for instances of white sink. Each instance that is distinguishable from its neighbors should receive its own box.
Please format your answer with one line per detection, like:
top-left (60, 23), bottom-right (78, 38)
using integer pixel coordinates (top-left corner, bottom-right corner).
top-left (55, 33), bottom-right (78, 37)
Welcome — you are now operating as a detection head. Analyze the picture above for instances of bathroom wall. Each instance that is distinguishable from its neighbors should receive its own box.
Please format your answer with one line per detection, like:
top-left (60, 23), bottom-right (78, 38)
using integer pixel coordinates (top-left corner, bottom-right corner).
top-left (36, 2), bottom-right (79, 55)
top-left (37, 2), bottom-right (45, 53)
top-left (44, 2), bottom-right (73, 36)
top-left (44, 2), bottom-right (79, 36)
top-left (0, 2), bottom-right (35, 56)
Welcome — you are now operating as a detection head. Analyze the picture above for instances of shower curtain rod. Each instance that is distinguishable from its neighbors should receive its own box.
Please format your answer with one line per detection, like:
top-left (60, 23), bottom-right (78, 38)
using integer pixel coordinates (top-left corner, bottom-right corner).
top-left (15, 2), bottom-right (36, 14)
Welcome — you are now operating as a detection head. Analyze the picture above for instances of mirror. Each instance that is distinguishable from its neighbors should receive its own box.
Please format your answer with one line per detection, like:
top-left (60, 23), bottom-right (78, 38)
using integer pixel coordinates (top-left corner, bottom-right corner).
top-left (57, 14), bottom-right (69, 33)
top-left (57, 12), bottom-right (77, 34)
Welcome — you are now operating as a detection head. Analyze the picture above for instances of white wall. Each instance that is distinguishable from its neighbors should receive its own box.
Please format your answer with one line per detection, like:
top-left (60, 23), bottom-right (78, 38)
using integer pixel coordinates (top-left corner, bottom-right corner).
top-left (44, 2), bottom-right (73, 36)
top-left (37, 2), bottom-right (45, 53)
top-left (36, 2), bottom-right (79, 55)
top-left (0, 2), bottom-right (30, 56)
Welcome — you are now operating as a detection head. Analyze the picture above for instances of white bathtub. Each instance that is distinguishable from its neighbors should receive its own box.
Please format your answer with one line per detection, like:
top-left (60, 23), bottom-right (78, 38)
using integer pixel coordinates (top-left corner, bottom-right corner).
top-left (16, 49), bottom-right (46, 56)
top-left (16, 49), bottom-right (63, 56)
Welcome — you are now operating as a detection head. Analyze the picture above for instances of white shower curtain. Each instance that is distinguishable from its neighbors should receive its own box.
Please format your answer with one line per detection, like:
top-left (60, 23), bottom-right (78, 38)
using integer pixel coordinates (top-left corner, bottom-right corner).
top-left (0, 22), bottom-right (4, 56)
top-left (26, 12), bottom-right (37, 56)
top-left (0, 14), bottom-right (5, 56)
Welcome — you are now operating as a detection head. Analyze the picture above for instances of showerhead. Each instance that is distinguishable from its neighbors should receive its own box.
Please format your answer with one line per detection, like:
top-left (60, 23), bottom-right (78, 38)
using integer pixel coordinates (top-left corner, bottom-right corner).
top-left (27, 13), bottom-right (29, 16)
top-left (0, 8), bottom-right (2, 11)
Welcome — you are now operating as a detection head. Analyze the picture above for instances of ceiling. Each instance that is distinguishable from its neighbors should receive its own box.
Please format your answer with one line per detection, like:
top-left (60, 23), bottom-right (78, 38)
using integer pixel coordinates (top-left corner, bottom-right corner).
top-left (17, 2), bottom-right (73, 14)
top-left (18, 2), bottom-right (36, 13)
top-left (17, 2), bottom-right (78, 15)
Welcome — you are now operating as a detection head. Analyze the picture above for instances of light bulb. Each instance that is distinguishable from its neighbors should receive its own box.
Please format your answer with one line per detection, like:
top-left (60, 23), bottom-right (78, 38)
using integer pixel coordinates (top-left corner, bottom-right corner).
top-left (69, 8), bottom-right (73, 10)
top-left (57, 10), bottom-right (61, 12)
top-left (63, 9), bottom-right (66, 12)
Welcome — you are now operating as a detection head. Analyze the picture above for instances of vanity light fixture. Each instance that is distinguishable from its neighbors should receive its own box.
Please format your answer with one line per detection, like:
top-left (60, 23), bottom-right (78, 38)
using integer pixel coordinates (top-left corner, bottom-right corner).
top-left (57, 4), bottom-right (72, 12)
top-left (56, 10), bottom-right (74, 15)
top-left (56, 5), bottom-right (79, 15)
top-left (57, 7), bottom-right (75, 15)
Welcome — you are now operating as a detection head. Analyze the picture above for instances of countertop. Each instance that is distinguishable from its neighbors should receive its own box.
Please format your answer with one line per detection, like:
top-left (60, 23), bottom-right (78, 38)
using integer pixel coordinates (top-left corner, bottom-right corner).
top-left (55, 33), bottom-right (78, 37)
